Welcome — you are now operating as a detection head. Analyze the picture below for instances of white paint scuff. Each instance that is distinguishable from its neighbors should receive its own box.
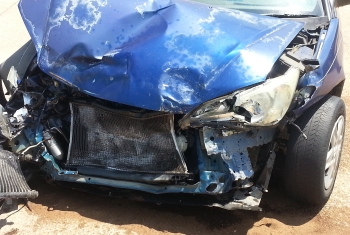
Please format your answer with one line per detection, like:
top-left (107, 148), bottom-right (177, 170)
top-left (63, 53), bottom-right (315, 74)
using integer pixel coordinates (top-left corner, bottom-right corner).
top-left (50, 0), bottom-right (108, 33)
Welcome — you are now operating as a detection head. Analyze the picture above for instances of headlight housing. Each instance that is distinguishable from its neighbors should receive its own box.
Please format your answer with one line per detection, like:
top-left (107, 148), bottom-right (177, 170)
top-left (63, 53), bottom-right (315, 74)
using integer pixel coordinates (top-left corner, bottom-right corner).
top-left (179, 67), bottom-right (300, 129)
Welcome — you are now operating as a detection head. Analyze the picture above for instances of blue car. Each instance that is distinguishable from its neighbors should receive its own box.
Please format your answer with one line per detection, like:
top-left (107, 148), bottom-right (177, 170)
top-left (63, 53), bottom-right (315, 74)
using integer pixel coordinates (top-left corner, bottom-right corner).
top-left (0, 0), bottom-right (349, 211)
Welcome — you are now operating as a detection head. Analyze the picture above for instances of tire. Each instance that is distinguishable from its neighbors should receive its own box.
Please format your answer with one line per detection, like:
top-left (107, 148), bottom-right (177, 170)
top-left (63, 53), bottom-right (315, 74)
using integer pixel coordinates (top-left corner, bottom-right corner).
top-left (285, 95), bottom-right (346, 205)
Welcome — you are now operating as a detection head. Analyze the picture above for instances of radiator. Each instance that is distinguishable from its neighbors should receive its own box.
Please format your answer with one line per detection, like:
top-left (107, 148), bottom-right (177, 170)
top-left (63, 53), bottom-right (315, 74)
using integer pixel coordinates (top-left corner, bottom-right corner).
top-left (67, 103), bottom-right (188, 174)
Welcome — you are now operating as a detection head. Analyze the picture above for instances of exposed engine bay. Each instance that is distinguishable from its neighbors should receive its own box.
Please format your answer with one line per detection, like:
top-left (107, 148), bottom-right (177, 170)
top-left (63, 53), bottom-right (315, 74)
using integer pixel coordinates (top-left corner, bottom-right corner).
top-left (0, 24), bottom-right (326, 210)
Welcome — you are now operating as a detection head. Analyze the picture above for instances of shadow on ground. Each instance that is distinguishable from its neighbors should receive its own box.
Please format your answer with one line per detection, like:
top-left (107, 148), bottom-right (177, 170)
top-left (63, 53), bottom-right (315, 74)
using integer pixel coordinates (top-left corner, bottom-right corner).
top-left (24, 173), bottom-right (324, 235)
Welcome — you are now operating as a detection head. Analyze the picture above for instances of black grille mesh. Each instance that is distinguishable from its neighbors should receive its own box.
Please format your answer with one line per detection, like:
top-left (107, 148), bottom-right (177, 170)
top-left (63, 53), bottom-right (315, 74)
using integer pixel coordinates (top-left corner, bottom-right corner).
top-left (0, 150), bottom-right (38, 198)
top-left (67, 103), bottom-right (188, 174)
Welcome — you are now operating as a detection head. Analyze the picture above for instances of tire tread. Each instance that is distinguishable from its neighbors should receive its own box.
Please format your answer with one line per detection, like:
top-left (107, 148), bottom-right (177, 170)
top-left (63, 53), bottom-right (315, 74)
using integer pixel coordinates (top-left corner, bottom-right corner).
top-left (285, 96), bottom-right (345, 204)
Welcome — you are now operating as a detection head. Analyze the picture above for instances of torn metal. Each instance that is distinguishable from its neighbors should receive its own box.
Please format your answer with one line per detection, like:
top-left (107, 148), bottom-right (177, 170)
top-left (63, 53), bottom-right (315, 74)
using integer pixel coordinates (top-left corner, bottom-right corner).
top-left (202, 127), bottom-right (275, 181)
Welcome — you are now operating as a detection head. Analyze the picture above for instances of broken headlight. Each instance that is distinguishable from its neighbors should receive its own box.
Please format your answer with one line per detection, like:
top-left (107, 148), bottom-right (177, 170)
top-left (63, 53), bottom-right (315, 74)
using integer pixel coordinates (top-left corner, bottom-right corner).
top-left (180, 67), bottom-right (300, 128)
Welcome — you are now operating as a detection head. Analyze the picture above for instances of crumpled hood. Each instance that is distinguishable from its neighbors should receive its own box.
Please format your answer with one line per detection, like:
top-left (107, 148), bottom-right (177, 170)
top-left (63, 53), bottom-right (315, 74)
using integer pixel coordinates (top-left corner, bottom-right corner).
top-left (19, 0), bottom-right (303, 113)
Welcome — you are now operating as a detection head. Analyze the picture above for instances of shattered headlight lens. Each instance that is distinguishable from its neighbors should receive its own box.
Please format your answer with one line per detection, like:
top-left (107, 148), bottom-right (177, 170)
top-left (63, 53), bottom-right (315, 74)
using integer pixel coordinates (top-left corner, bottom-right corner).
top-left (234, 67), bottom-right (300, 125)
top-left (180, 67), bottom-right (300, 128)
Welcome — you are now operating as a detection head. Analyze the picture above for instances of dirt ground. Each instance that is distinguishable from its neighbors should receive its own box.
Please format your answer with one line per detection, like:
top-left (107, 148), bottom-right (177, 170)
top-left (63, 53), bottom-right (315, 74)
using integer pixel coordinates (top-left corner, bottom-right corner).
top-left (1, 4), bottom-right (350, 235)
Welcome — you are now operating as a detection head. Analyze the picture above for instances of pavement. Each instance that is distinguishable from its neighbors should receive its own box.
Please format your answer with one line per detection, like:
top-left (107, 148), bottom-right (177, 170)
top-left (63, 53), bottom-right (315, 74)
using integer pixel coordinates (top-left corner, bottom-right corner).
top-left (0, 0), bottom-right (29, 64)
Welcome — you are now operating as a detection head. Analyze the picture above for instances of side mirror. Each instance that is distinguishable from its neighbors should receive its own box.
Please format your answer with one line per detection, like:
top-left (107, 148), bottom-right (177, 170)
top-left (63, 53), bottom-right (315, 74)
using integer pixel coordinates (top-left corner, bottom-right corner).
top-left (333, 0), bottom-right (350, 7)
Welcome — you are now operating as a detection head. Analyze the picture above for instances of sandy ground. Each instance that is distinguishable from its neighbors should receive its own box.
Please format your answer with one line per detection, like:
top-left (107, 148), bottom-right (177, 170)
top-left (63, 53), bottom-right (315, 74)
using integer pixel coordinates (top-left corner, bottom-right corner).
top-left (1, 2), bottom-right (350, 235)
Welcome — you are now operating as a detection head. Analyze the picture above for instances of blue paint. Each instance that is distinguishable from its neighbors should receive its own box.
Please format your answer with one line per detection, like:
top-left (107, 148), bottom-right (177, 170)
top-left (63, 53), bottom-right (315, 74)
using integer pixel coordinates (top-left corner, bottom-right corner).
top-left (293, 18), bottom-right (345, 116)
top-left (195, 135), bottom-right (232, 194)
top-left (42, 152), bottom-right (78, 175)
top-left (19, 0), bottom-right (303, 113)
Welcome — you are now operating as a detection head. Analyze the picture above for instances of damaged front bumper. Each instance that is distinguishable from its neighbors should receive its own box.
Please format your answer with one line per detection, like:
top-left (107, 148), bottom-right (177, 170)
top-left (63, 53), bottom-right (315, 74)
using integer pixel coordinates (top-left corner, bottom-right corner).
top-left (41, 125), bottom-right (277, 211)
top-left (38, 80), bottom-right (290, 210)
top-left (1, 54), bottom-right (303, 211)
top-left (45, 64), bottom-right (303, 210)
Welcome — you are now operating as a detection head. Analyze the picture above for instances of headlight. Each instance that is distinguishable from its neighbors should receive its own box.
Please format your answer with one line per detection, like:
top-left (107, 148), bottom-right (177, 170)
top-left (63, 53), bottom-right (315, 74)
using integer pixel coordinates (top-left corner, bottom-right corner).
top-left (179, 67), bottom-right (300, 129)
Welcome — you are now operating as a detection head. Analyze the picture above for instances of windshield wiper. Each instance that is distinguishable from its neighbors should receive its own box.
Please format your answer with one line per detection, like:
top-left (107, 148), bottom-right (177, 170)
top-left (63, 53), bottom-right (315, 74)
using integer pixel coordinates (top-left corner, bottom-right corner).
top-left (265, 14), bottom-right (318, 18)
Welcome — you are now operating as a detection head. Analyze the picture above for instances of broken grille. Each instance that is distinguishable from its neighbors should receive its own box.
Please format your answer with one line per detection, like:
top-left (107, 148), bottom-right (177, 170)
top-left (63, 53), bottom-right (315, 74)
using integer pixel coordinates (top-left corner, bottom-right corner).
top-left (67, 103), bottom-right (188, 174)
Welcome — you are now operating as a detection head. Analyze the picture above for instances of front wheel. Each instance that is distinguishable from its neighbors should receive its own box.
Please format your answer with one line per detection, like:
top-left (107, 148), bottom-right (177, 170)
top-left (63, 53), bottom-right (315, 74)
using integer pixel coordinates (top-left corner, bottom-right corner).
top-left (285, 96), bottom-right (345, 204)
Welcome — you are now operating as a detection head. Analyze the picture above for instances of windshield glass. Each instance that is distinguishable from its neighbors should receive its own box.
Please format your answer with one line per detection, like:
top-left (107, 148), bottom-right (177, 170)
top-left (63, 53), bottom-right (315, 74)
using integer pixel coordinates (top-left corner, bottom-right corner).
top-left (191, 0), bottom-right (325, 16)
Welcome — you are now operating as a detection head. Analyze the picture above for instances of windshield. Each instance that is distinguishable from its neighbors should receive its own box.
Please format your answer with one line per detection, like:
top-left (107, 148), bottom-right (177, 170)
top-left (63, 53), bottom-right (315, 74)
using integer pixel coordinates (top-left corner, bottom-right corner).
top-left (191, 0), bottom-right (325, 16)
